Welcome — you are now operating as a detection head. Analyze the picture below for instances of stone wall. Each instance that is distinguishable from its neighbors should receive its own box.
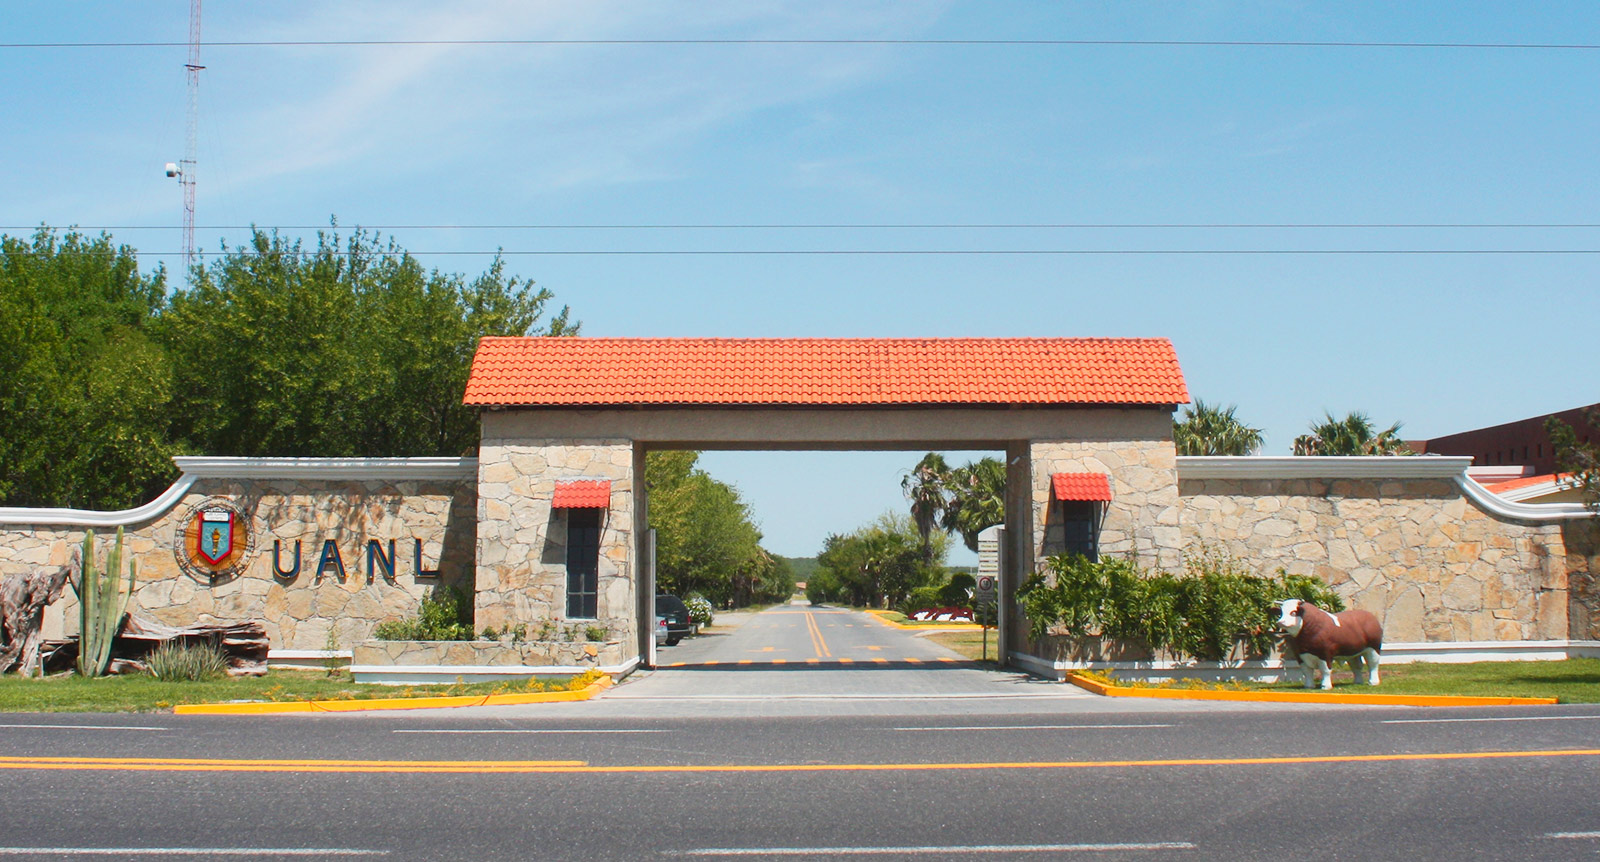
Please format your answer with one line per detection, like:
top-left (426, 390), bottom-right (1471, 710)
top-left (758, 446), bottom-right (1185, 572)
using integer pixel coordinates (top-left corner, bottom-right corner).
top-left (1178, 474), bottom-right (1598, 643)
top-left (353, 638), bottom-right (627, 669)
top-left (0, 461), bottom-right (476, 651)
top-left (1029, 414), bottom-right (1182, 573)
top-left (472, 429), bottom-right (636, 655)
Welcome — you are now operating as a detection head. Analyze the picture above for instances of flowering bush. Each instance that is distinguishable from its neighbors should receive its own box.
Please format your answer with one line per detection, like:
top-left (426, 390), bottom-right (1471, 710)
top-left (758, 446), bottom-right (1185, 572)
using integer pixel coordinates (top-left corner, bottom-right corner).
top-left (684, 595), bottom-right (715, 627)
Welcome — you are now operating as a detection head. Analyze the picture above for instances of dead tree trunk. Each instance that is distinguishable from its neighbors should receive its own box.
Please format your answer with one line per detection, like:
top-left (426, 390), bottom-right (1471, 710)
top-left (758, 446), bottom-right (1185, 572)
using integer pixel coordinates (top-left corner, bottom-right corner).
top-left (0, 551), bottom-right (77, 676)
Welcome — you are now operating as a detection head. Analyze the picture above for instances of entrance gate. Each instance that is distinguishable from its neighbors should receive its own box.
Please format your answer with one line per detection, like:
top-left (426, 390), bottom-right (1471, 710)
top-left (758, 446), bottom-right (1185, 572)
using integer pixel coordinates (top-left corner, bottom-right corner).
top-left (463, 337), bottom-right (1189, 674)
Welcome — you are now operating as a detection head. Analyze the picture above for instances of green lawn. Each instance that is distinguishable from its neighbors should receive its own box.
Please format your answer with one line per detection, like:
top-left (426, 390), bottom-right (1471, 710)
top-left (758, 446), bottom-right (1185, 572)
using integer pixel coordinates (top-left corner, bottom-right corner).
top-left (1260, 658), bottom-right (1600, 703)
top-left (0, 669), bottom-right (599, 713)
top-left (924, 630), bottom-right (1002, 662)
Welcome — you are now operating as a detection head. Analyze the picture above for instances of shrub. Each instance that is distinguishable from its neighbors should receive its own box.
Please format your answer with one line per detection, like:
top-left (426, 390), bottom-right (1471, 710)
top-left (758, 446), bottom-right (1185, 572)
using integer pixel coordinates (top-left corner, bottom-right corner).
top-left (585, 625), bottom-right (608, 642)
top-left (145, 641), bottom-right (230, 681)
top-left (371, 586), bottom-right (474, 641)
top-left (1017, 548), bottom-right (1344, 662)
top-left (684, 595), bottom-right (714, 627)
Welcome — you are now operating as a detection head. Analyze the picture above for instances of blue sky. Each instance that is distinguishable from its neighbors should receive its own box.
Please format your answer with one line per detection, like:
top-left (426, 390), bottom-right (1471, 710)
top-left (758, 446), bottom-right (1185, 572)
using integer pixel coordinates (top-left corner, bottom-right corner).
top-left (5, 2), bottom-right (1599, 563)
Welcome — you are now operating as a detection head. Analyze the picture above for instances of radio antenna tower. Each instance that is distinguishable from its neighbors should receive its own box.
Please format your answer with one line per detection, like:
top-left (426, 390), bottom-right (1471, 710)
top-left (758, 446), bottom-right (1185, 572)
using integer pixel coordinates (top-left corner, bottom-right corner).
top-left (165, 0), bottom-right (203, 281)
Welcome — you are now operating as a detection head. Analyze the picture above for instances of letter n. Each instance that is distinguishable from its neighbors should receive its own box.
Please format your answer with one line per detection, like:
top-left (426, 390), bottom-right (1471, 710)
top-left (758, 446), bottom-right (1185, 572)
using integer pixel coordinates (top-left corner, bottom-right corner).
top-left (367, 539), bottom-right (396, 583)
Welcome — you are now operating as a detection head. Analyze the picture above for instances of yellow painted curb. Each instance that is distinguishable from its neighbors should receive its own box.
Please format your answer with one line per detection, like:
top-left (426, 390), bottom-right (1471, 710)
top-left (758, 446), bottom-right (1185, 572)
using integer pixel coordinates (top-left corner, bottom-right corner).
top-left (173, 675), bottom-right (613, 715)
top-left (1065, 673), bottom-right (1557, 707)
top-left (864, 609), bottom-right (983, 632)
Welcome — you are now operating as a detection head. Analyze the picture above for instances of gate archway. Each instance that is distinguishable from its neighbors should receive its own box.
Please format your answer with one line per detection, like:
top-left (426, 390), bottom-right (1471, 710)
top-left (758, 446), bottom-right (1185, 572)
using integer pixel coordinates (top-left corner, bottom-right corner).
top-left (463, 337), bottom-right (1188, 672)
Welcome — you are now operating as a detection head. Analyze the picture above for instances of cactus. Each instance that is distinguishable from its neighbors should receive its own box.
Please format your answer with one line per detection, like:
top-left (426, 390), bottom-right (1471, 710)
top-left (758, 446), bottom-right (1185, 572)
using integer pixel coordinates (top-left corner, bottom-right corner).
top-left (72, 527), bottom-right (136, 678)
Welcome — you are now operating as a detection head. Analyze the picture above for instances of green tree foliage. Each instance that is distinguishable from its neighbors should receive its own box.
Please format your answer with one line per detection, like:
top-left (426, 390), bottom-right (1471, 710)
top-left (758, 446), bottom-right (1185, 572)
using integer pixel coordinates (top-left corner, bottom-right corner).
top-left (943, 457), bottom-right (1006, 552)
top-left (646, 451), bottom-right (788, 606)
top-left (901, 452), bottom-right (950, 561)
top-left (0, 225), bottom-right (576, 510)
top-left (1545, 409), bottom-right (1600, 510)
top-left (1293, 411), bottom-right (1412, 456)
top-left (899, 453), bottom-right (1007, 554)
top-left (0, 229), bottom-right (175, 509)
top-left (160, 228), bottom-right (574, 458)
top-left (1173, 399), bottom-right (1264, 456)
top-left (807, 513), bottom-right (946, 608)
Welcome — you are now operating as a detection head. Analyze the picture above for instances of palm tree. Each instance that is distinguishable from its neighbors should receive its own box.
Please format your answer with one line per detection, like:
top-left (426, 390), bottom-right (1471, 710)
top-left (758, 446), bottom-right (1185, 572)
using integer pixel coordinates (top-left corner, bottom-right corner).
top-left (1293, 411), bottom-right (1412, 456)
top-left (901, 453), bottom-right (951, 562)
top-left (1173, 400), bottom-right (1264, 456)
top-left (943, 457), bottom-right (1007, 552)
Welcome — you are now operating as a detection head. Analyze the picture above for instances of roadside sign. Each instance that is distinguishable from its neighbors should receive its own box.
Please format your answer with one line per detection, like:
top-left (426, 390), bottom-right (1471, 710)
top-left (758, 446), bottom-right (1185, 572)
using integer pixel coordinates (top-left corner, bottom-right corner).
top-left (975, 574), bottom-right (997, 603)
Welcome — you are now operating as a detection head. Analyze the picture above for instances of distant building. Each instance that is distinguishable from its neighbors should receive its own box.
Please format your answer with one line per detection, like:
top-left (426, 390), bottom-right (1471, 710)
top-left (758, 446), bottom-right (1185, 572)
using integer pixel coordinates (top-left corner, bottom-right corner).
top-left (1412, 402), bottom-right (1600, 474)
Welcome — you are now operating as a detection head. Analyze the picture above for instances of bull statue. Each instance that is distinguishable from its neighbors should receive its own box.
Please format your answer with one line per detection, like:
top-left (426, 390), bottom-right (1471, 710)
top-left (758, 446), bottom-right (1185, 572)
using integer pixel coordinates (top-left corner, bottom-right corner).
top-left (1276, 599), bottom-right (1383, 690)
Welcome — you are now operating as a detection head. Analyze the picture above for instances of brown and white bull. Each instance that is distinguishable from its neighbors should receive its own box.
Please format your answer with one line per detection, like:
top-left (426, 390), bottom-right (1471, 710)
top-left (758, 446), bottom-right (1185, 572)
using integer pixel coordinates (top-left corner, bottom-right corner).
top-left (1276, 599), bottom-right (1383, 690)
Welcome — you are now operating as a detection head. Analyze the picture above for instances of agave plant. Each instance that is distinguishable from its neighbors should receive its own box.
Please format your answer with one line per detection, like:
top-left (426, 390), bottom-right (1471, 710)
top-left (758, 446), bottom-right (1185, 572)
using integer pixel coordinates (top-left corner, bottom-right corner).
top-left (73, 527), bottom-right (136, 678)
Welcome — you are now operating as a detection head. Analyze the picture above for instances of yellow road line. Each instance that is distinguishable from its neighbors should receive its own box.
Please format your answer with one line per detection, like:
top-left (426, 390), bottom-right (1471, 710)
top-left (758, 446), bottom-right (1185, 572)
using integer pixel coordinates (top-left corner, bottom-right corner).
top-left (905, 658), bottom-right (923, 665)
top-left (804, 611), bottom-right (832, 659)
top-left (3, 749), bottom-right (1596, 775)
top-left (772, 659), bottom-right (788, 666)
top-left (872, 658), bottom-right (889, 665)
top-left (838, 658), bottom-right (855, 665)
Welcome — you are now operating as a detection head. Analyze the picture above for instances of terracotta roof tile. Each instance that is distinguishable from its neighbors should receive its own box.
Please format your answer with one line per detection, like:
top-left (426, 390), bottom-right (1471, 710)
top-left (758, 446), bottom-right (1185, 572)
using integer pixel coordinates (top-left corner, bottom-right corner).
top-left (1052, 472), bottom-right (1113, 501)
top-left (552, 480), bottom-right (611, 508)
top-left (463, 337), bottom-right (1188, 406)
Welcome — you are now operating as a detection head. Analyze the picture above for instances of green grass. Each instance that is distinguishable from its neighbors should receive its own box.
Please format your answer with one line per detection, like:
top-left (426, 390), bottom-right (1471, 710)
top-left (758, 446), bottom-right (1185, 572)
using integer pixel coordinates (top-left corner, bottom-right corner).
top-left (924, 630), bottom-right (1002, 662)
top-left (1258, 658), bottom-right (1600, 703)
top-left (0, 669), bottom-right (602, 713)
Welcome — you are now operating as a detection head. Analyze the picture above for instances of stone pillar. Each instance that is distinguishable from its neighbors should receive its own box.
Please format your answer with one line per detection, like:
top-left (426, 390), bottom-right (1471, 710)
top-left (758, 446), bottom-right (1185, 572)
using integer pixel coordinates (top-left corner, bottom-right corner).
top-left (474, 437), bottom-right (636, 654)
top-left (1027, 418), bottom-right (1181, 573)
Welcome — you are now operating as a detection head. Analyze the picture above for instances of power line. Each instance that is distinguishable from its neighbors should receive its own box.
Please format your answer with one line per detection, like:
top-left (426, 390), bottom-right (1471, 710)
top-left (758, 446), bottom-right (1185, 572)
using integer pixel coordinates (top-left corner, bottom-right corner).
top-left (33, 249), bottom-right (1600, 258)
top-left (10, 223), bottom-right (1600, 231)
top-left (5, 38), bottom-right (1600, 50)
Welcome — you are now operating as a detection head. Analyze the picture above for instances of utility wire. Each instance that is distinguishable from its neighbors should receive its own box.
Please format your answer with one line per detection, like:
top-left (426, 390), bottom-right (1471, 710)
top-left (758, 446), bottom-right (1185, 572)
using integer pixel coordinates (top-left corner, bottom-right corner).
top-left (5, 38), bottom-right (1600, 50)
top-left (37, 249), bottom-right (1600, 257)
top-left (10, 223), bottom-right (1600, 231)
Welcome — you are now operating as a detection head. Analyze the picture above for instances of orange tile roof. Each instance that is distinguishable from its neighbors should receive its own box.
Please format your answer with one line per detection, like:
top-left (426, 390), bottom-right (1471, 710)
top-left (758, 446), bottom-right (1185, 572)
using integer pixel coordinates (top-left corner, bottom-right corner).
top-left (1052, 472), bottom-right (1113, 501)
top-left (1483, 472), bottom-right (1571, 494)
top-left (552, 480), bottom-right (611, 508)
top-left (463, 337), bottom-right (1188, 406)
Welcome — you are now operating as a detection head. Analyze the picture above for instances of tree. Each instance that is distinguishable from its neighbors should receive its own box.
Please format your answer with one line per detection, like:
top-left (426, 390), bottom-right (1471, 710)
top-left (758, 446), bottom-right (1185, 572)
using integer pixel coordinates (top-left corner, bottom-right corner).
top-left (158, 227), bottom-right (575, 458)
top-left (0, 229), bottom-right (176, 509)
top-left (646, 451), bottom-right (776, 606)
top-left (812, 513), bottom-right (945, 608)
top-left (901, 453), bottom-right (951, 562)
top-left (942, 457), bottom-right (1006, 552)
top-left (1293, 411), bottom-right (1412, 456)
top-left (1173, 399), bottom-right (1263, 456)
top-left (1545, 409), bottom-right (1600, 510)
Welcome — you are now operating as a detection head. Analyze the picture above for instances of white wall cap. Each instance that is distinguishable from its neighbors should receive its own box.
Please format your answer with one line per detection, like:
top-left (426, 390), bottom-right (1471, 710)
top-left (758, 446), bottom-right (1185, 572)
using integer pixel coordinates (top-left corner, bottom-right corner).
top-left (1178, 455), bottom-right (1473, 479)
top-left (1178, 456), bottom-right (1594, 522)
top-left (172, 456), bottom-right (478, 481)
top-left (0, 474), bottom-right (199, 528)
top-left (0, 456), bottom-right (478, 527)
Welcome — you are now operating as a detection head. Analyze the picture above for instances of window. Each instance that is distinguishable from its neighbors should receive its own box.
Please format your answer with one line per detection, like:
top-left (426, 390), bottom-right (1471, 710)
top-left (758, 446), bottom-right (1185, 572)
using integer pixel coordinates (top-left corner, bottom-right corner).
top-left (1057, 500), bottom-right (1100, 562)
top-left (566, 509), bottom-right (600, 619)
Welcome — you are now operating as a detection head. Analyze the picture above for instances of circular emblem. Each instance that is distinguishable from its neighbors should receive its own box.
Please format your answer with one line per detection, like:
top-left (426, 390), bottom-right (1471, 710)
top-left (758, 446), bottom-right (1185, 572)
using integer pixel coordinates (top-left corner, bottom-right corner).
top-left (174, 497), bottom-right (254, 579)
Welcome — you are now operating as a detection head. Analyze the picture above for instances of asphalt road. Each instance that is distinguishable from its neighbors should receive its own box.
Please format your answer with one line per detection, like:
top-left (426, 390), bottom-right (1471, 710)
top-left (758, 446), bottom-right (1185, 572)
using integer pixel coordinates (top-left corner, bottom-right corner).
top-left (2, 605), bottom-right (1599, 860)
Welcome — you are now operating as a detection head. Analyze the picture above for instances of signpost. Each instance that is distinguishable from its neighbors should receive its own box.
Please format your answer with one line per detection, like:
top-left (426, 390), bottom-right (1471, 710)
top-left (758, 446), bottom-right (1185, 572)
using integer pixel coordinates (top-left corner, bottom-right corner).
top-left (975, 574), bottom-right (997, 662)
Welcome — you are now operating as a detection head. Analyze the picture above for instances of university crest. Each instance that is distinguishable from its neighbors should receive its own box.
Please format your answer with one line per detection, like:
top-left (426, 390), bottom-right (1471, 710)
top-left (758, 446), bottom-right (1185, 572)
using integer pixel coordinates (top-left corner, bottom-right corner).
top-left (175, 497), bottom-right (254, 579)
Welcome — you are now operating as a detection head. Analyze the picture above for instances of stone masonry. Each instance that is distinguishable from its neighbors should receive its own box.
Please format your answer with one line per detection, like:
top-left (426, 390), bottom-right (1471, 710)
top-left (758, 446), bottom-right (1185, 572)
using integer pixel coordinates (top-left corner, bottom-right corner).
top-left (1178, 476), bottom-right (1598, 643)
top-left (0, 473), bottom-right (475, 651)
top-left (472, 436), bottom-right (636, 650)
top-left (1031, 436), bottom-right (1183, 572)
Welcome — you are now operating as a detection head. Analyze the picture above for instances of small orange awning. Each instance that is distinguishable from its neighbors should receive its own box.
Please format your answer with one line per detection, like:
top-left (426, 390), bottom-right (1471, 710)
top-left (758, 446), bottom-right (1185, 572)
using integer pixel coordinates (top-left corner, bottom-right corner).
top-left (552, 480), bottom-right (611, 508)
top-left (1052, 473), bottom-right (1112, 502)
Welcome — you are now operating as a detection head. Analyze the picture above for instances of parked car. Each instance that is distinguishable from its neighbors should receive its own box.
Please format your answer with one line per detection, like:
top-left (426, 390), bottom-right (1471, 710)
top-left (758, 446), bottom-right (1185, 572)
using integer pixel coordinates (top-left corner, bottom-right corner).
top-left (654, 615), bottom-right (669, 647)
top-left (655, 594), bottom-right (692, 645)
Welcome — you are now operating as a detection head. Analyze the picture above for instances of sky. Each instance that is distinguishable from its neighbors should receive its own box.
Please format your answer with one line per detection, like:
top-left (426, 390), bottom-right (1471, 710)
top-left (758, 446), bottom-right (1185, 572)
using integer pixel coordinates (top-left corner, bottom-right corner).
top-left (5, 2), bottom-right (1599, 564)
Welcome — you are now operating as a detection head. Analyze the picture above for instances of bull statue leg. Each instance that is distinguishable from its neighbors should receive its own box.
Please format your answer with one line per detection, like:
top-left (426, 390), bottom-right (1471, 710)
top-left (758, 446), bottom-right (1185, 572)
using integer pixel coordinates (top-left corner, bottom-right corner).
top-left (1299, 654), bottom-right (1331, 690)
top-left (1359, 648), bottom-right (1380, 686)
